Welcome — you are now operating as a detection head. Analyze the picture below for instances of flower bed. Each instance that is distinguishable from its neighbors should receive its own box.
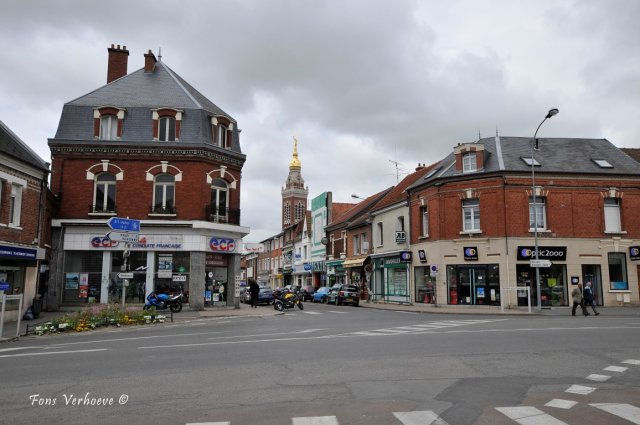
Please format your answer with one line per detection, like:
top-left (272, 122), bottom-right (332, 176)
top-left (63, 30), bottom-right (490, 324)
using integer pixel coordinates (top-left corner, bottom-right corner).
top-left (32, 304), bottom-right (166, 336)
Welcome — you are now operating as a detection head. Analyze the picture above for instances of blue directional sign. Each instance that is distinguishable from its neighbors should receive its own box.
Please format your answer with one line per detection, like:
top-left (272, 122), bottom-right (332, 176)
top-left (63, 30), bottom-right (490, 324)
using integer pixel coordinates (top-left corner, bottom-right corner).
top-left (107, 217), bottom-right (140, 232)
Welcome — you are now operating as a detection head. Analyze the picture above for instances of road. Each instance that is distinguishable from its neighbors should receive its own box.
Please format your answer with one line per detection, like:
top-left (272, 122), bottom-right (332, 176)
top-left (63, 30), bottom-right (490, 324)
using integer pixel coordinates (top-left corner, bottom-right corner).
top-left (0, 302), bottom-right (639, 425)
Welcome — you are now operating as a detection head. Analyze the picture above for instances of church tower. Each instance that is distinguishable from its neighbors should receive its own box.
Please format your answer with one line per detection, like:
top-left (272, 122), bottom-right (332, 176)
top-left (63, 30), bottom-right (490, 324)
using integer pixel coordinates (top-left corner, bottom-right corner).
top-left (281, 136), bottom-right (309, 229)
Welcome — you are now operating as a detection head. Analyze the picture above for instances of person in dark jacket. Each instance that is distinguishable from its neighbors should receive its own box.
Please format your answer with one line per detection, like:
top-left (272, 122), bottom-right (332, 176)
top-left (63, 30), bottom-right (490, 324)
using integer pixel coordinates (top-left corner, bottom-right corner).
top-left (583, 281), bottom-right (600, 315)
top-left (571, 283), bottom-right (589, 316)
top-left (248, 279), bottom-right (260, 308)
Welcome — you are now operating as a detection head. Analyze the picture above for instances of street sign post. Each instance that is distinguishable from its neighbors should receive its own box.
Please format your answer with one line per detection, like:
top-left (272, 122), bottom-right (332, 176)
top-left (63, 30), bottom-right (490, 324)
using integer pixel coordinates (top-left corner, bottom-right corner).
top-left (107, 217), bottom-right (140, 233)
top-left (109, 231), bottom-right (139, 243)
top-left (530, 259), bottom-right (552, 268)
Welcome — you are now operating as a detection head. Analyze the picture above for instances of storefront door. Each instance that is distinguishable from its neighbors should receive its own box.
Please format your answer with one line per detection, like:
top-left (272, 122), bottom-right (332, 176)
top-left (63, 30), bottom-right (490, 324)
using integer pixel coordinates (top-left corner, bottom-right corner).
top-left (448, 264), bottom-right (500, 305)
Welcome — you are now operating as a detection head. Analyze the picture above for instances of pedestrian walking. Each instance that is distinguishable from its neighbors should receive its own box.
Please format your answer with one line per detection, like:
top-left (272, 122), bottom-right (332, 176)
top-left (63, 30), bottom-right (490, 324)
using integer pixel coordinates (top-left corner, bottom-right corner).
top-left (571, 283), bottom-right (589, 316)
top-left (248, 278), bottom-right (260, 308)
top-left (583, 281), bottom-right (600, 315)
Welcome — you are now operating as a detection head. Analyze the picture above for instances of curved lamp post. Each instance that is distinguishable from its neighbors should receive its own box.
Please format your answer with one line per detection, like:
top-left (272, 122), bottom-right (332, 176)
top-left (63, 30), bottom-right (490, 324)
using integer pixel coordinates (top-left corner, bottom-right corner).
top-left (532, 108), bottom-right (559, 310)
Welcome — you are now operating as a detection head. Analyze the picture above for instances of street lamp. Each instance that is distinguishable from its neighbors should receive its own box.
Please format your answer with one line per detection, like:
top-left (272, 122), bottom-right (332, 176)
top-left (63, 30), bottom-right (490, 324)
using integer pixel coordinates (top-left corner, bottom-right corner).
top-left (531, 108), bottom-right (559, 311)
top-left (351, 194), bottom-right (364, 200)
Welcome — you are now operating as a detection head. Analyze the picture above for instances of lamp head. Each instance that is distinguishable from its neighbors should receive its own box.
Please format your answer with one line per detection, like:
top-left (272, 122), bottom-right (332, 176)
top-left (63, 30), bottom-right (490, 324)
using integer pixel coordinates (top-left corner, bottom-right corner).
top-left (545, 108), bottom-right (559, 119)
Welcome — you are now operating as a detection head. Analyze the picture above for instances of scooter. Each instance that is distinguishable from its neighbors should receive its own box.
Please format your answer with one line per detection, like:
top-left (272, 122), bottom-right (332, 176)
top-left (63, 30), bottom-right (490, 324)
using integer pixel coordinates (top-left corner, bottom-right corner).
top-left (143, 289), bottom-right (183, 313)
top-left (273, 289), bottom-right (304, 312)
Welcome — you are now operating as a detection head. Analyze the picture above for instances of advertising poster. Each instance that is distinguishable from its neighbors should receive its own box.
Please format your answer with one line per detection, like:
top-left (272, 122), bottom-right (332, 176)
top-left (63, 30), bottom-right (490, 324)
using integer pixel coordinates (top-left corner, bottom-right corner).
top-left (65, 273), bottom-right (79, 289)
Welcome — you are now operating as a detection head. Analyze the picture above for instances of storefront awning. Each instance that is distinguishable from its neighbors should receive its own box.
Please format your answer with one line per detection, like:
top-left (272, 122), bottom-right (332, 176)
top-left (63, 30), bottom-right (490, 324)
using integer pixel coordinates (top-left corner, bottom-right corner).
top-left (325, 260), bottom-right (344, 267)
top-left (342, 257), bottom-right (367, 268)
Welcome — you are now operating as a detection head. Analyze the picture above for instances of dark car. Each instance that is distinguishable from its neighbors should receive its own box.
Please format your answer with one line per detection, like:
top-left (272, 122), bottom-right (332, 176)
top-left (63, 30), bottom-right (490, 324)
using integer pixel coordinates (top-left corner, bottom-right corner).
top-left (326, 284), bottom-right (342, 304)
top-left (300, 285), bottom-right (315, 301)
top-left (255, 287), bottom-right (275, 305)
top-left (336, 284), bottom-right (360, 306)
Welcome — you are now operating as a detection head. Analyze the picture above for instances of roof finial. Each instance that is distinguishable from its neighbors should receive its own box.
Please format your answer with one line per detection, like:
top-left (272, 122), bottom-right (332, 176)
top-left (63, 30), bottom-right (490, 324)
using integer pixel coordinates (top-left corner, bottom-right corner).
top-left (290, 136), bottom-right (301, 169)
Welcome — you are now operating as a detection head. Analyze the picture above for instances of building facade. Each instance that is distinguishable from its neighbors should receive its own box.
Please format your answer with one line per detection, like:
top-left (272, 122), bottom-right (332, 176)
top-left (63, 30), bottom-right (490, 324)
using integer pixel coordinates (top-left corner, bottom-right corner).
top-left (407, 136), bottom-right (640, 308)
top-left (47, 45), bottom-right (248, 310)
top-left (0, 121), bottom-right (51, 321)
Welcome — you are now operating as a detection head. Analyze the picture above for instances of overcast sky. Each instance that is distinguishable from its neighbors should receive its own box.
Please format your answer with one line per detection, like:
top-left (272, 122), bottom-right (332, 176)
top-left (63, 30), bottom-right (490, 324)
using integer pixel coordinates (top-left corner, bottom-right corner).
top-left (2, 0), bottom-right (639, 243)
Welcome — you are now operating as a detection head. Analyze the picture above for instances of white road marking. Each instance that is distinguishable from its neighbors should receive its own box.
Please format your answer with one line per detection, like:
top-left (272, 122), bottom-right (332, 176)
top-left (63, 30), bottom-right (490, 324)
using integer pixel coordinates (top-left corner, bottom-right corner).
top-left (326, 310), bottom-right (348, 314)
top-left (622, 359), bottom-right (640, 365)
top-left (545, 399), bottom-right (578, 409)
top-left (302, 311), bottom-right (322, 315)
top-left (586, 374), bottom-right (610, 382)
top-left (0, 348), bottom-right (108, 358)
top-left (565, 385), bottom-right (595, 395)
top-left (292, 416), bottom-right (339, 425)
top-left (0, 346), bottom-right (44, 353)
top-left (591, 403), bottom-right (640, 424)
top-left (393, 410), bottom-right (449, 425)
top-left (186, 422), bottom-right (230, 425)
top-left (604, 365), bottom-right (628, 373)
top-left (496, 406), bottom-right (569, 424)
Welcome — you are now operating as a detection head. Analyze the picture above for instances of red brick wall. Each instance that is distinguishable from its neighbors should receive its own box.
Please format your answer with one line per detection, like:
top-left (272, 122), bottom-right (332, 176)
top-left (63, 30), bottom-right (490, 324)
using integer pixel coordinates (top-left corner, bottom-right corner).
top-left (0, 176), bottom-right (42, 245)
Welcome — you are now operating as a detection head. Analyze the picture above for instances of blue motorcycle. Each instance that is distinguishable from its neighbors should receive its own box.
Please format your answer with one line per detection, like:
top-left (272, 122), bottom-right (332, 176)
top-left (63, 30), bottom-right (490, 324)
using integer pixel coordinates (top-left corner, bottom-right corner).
top-left (144, 290), bottom-right (183, 313)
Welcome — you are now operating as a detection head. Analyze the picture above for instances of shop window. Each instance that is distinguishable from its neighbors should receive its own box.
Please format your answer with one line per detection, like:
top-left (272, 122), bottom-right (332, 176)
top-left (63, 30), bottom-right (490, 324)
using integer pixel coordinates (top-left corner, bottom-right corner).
top-left (63, 251), bottom-right (102, 305)
top-left (516, 264), bottom-right (567, 307)
top-left (93, 173), bottom-right (116, 213)
top-left (414, 266), bottom-right (435, 304)
top-left (608, 252), bottom-right (628, 290)
top-left (152, 173), bottom-right (175, 214)
top-left (462, 199), bottom-right (480, 232)
top-left (529, 196), bottom-right (546, 230)
top-left (604, 198), bottom-right (621, 233)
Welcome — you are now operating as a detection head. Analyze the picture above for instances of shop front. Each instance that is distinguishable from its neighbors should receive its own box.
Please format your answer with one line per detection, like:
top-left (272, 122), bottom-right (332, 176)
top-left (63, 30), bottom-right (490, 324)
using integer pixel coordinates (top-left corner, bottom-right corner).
top-left (326, 259), bottom-right (344, 287)
top-left (0, 244), bottom-right (44, 321)
top-left (515, 245), bottom-right (568, 307)
top-left (446, 264), bottom-right (501, 306)
top-left (372, 252), bottom-right (411, 303)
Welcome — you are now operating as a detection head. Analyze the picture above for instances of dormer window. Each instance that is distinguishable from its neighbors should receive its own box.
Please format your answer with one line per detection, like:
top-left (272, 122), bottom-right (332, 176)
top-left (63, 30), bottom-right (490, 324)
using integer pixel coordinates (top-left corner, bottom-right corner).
top-left (94, 107), bottom-right (125, 140)
top-left (218, 124), bottom-right (228, 147)
top-left (211, 116), bottom-right (233, 148)
top-left (462, 152), bottom-right (477, 173)
top-left (152, 108), bottom-right (182, 142)
top-left (454, 143), bottom-right (485, 173)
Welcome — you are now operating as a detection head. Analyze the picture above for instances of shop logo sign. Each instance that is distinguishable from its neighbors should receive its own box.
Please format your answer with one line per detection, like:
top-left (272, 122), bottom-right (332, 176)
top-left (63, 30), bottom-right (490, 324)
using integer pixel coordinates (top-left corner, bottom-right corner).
top-left (400, 251), bottom-right (412, 263)
top-left (464, 247), bottom-right (478, 261)
top-left (630, 246), bottom-right (640, 261)
top-left (91, 235), bottom-right (119, 248)
top-left (517, 246), bottom-right (566, 261)
top-left (209, 238), bottom-right (236, 252)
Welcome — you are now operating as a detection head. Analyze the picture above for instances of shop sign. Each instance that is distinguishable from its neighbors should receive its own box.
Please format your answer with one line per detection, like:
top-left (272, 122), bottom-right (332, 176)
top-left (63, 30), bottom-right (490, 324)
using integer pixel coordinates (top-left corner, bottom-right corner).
top-left (312, 261), bottom-right (326, 272)
top-left (0, 244), bottom-right (37, 259)
top-left (172, 275), bottom-right (187, 282)
top-left (303, 263), bottom-right (312, 271)
top-left (209, 238), bottom-right (236, 252)
top-left (418, 249), bottom-right (427, 263)
top-left (206, 254), bottom-right (228, 267)
top-left (517, 246), bottom-right (566, 261)
top-left (395, 231), bottom-right (406, 243)
top-left (464, 247), bottom-right (478, 261)
top-left (400, 251), bottom-right (412, 263)
top-left (630, 246), bottom-right (640, 261)
top-left (90, 236), bottom-right (119, 248)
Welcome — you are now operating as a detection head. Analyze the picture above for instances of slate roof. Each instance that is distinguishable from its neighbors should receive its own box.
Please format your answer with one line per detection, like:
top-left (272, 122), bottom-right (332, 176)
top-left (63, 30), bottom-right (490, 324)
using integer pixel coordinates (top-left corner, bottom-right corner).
top-left (52, 61), bottom-right (242, 154)
top-left (0, 120), bottom-right (49, 171)
top-left (408, 136), bottom-right (640, 192)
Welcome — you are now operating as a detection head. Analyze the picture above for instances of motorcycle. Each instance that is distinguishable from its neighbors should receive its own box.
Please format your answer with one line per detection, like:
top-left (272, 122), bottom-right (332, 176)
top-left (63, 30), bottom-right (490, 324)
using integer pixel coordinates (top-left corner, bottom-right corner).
top-left (143, 289), bottom-right (183, 313)
top-left (273, 289), bottom-right (304, 312)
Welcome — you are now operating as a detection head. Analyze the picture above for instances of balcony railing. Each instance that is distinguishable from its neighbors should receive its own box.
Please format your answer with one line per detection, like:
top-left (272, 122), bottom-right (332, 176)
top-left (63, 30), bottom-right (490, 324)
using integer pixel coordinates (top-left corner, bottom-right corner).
top-left (149, 205), bottom-right (176, 215)
top-left (206, 205), bottom-right (240, 225)
top-left (89, 204), bottom-right (116, 214)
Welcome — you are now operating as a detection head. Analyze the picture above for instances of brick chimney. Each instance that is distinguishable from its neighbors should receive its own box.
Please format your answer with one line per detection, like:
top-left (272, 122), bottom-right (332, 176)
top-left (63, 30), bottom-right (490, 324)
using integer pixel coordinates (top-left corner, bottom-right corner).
top-left (107, 44), bottom-right (129, 84)
top-left (144, 50), bottom-right (157, 73)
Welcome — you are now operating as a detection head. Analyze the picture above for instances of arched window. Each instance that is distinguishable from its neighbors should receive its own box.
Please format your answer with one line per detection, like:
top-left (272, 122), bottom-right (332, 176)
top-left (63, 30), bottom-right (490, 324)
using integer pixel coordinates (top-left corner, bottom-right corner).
top-left (153, 174), bottom-right (175, 214)
top-left (100, 115), bottom-right (118, 140)
top-left (295, 202), bottom-right (305, 222)
top-left (159, 117), bottom-right (176, 141)
top-left (210, 178), bottom-right (228, 221)
top-left (93, 173), bottom-right (116, 213)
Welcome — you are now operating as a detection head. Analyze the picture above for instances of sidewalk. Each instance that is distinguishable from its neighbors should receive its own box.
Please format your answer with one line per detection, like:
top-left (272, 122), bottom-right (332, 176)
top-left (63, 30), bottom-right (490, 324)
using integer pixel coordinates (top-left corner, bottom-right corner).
top-left (3, 300), bottom-right (638, 341)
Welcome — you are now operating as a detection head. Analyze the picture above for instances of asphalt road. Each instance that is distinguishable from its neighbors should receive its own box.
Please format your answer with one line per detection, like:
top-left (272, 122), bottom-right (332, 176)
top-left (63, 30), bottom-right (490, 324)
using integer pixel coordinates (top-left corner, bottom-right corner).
top-left (1, 302), bottom-right (639, 425)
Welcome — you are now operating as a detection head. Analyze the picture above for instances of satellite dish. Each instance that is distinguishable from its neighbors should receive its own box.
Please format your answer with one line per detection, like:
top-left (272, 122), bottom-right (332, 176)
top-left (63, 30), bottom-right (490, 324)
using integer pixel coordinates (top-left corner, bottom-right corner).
top-left (321, 237), bottom-right (328, 245)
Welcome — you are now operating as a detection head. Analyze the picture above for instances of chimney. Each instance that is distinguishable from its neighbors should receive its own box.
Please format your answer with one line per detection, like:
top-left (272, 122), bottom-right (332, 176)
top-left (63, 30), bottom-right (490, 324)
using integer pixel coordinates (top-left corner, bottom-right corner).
top-left (144, 50), bottom-right (157, 73)
top-left (415, 163), bottom-right (425, 171)
top-left (107, 44), bottom-right (129, 83)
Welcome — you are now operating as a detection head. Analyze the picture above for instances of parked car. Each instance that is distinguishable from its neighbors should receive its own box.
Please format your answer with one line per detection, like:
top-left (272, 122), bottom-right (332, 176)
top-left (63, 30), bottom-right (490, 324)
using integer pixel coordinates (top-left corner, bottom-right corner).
top-left (300, 285), bottom-right (315, 301)
top-left (326, 284), bottom-right (342, 304)
top-left (336, 284), bottom-right (360, 306)
top-left (312, 286), bottom-right (331, 303)
top-left (255, 287), bottom-right (275, 305)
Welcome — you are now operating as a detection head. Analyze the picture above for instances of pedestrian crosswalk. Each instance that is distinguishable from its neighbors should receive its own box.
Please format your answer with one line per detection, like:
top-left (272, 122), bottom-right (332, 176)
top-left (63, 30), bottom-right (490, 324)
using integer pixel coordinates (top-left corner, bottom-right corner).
top-left (185, 358), bottom-right (639, 425)
top-left (349, 319), bottom-right (502, 336)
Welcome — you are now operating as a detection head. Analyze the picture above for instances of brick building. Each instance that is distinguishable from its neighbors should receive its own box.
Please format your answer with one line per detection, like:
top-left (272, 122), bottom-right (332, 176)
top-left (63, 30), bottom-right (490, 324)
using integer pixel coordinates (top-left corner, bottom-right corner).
top-left (407, 136), bottom-right (640, 308)
top-left (0, 121), bottom-right (51, 321)
top-left (47, 44), bottom-right (248, 310)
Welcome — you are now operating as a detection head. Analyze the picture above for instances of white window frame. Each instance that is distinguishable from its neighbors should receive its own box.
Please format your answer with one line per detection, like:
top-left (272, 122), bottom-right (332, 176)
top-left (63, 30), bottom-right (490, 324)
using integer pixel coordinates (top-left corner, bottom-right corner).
top-left (529, 196), bottom-right (547, 231)
top-left (158, 117), bottom-right (176, 142)
top-left (462, 199), bottom-right (480, 232)
top-left (604, 198), bottom-right (622, 233)
top-left (377, 222), bottom-right (384, 246)
top-left (9, 184), bottom-right (22, 227)
top-left (218, 124), bottom-right (228, 147)
top-left (421, 206), bottom-right (429, 237)
top-left (93, 173), bottom-right (116, 213)
top-left (211, 178), bottom-right (229, 219)
top-left (153, 174), bottom-right (175, 212)
top-left (353, 234), bottom-right (360, 255)
top-left (462, 152), bottom-right (477, 173)
top-left (99, 115), bottom-right (118, 140)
